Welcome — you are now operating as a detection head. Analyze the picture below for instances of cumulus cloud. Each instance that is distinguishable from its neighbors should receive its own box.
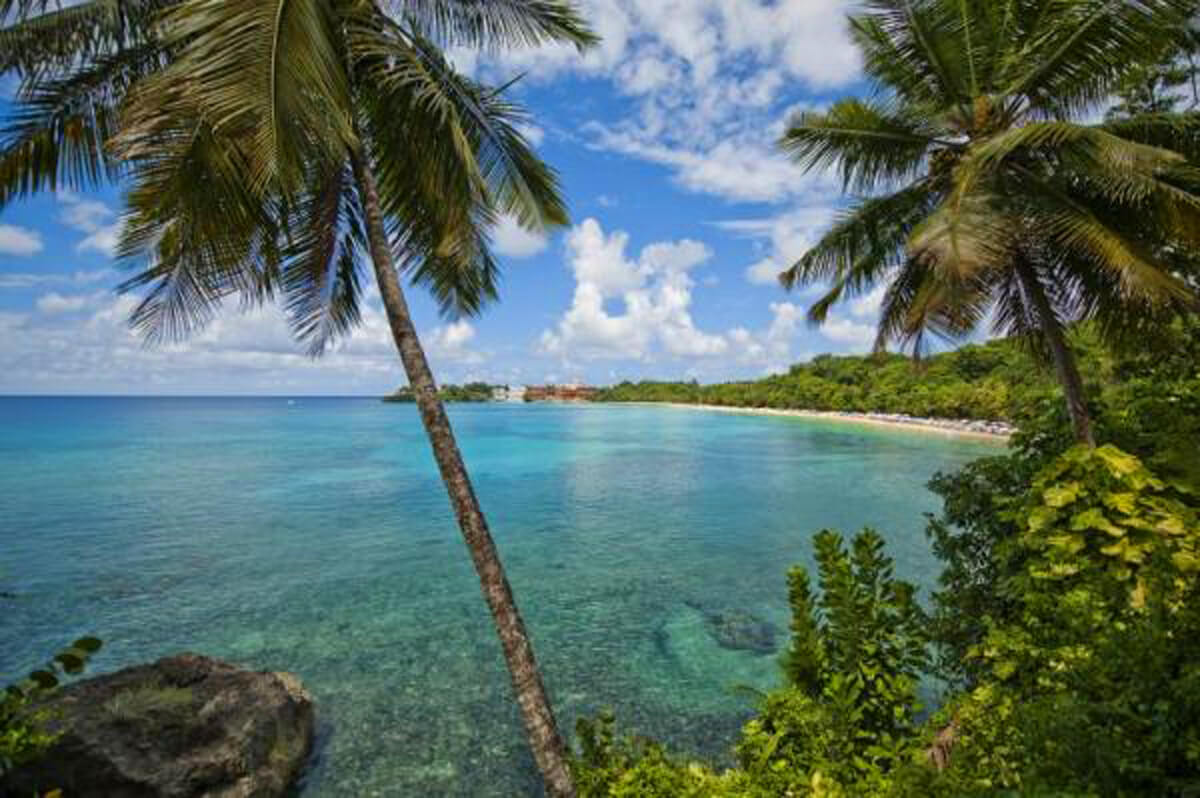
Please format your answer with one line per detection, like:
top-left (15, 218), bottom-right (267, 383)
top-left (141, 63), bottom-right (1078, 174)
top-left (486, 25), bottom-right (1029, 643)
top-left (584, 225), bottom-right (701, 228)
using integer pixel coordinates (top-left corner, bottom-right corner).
top-left (540, 218), bottom-right (728, 362)
top-left (727, 301), bottom-right (808, 374)
top-left (491, 215), bottom-right (550, 259)
top-left (58, 193), bottom-right (122, 258)
top-left (0, 224), bottom-right (43, 256)
top-left (426, 320), bottom-right (485, 365)
top-left (820, 314), bottom-right (876, 350)
top-left (540, 219), bottom-right (817, 370)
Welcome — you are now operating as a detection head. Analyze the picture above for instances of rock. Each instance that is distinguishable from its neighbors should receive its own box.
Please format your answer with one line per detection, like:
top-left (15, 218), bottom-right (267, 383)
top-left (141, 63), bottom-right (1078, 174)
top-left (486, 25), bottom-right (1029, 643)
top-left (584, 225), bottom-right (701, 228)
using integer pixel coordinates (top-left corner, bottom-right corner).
top-left (2, 653), bottom-right (314, 798)
top-left (702, 608), bottom-right (778, 655)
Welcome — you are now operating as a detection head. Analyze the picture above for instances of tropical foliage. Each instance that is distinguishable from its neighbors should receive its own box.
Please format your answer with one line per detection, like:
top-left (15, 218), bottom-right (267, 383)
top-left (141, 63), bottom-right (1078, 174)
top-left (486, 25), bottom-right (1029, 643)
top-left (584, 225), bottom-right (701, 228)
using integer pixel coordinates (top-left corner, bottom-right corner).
top-left (1, 637), bottom-right (102, 774)
top-left (776, 0), bottom-right (1200, 445)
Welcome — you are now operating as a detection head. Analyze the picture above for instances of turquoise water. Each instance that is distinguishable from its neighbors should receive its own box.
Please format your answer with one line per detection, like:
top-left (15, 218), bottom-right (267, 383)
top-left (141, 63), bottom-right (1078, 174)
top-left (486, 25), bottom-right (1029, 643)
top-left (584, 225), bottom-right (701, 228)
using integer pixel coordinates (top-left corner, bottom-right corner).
top-left (0, 398), bottom-right (998, 795)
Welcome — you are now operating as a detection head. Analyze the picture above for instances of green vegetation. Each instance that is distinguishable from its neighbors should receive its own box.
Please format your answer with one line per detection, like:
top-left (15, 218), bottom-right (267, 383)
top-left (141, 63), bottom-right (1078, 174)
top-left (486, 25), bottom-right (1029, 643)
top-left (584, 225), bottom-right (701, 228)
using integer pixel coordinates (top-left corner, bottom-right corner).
top-left (1, 637), bottom-right (101, 774)
top-left (383, 383), bottom-right (499, 403)
top-left (596, 336), bottom-right (1045, 420)
top-left (777, 0), bottom-right (1200, 445)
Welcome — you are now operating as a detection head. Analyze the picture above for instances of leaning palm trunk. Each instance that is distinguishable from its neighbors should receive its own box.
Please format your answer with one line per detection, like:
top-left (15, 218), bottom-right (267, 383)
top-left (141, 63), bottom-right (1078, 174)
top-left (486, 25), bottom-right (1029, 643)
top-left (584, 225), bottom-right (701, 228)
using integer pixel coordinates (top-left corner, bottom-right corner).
top-left (1015, 262), bottom-right (1096, 447)
top-left (349, 149), bottom-right (576, 798)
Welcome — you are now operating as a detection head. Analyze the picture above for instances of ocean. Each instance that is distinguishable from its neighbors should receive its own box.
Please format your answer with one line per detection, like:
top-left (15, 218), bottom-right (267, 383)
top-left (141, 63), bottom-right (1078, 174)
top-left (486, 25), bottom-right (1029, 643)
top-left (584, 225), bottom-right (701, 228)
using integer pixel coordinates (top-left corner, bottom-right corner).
top-left (0, 397), bottom-right (998, 795)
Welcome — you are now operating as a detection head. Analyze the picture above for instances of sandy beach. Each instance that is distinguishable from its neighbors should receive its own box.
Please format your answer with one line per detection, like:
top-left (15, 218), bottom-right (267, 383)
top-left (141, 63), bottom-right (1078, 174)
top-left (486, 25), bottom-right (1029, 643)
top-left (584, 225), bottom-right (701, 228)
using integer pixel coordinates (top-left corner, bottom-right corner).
top-left (627, 402), bottom-right (1014, 442)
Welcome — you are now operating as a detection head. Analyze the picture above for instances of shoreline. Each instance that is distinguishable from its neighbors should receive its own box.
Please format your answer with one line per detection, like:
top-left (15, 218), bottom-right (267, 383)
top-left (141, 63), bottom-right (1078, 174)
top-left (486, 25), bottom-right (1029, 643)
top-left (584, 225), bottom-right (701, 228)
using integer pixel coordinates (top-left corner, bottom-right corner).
top-left (615, 402), bottom-right (1014, 442)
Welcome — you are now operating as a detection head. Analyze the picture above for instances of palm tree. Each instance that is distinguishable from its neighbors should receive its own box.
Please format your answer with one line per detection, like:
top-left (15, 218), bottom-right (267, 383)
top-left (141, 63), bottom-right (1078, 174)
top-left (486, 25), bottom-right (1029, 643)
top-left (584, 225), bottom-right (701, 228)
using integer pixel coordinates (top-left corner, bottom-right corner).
top-left (778, 0), bottom-right (1200, 446)
top-left (1, 2), bottom-right (595, 794)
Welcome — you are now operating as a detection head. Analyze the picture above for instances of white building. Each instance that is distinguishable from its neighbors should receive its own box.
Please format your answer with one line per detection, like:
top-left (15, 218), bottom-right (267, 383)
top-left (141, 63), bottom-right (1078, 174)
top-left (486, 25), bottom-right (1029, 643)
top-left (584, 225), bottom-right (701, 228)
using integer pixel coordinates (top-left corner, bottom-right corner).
top-left (491, 385), bottom-right (527, 402)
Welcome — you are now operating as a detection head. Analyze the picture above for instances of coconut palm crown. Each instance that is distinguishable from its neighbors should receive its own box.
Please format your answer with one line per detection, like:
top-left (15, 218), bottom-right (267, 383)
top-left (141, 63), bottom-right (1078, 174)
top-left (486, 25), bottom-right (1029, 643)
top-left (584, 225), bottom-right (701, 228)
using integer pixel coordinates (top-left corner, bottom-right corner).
top-left (779, 0), bottom-right (1200, 445)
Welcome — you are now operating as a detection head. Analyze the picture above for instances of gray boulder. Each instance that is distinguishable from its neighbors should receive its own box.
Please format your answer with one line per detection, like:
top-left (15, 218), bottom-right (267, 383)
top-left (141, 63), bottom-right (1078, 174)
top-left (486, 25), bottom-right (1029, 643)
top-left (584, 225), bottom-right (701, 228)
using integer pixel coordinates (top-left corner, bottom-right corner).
top-left (2, 653), bottom-right (314, 798)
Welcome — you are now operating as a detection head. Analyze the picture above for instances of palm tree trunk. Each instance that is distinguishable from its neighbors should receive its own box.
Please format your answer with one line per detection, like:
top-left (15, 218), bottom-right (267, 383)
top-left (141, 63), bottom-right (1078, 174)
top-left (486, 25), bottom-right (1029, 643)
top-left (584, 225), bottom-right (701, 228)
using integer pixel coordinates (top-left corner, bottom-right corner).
top-left (349, 148), bottom-right (577, 798)
top-left (1015, 260), bottom-right (1095, 447)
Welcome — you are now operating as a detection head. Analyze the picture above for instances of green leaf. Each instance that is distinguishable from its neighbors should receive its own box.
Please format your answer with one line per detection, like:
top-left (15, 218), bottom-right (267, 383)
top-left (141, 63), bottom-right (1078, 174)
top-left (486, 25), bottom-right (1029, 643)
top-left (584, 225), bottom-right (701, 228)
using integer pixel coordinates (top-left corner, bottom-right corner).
top-left (53, 652), bottom-right (85, 674)
top-left (1103, 492), bottom-right (1138, 514)
top-left (1044, 481), bottom-right (1082, 508)
top-left (1172, 551), bottom-right (1200, 573)
top-left (71, 636), bottom-right (102, 654)
top-left (27, 670), bottom-right (58, 689)
top-left (1095, 445), bottom-right (1142, 478)
top-left (1028, 506), bottom-right (1059, 532)
top-left (1070, 508), bottom-right (1124, 537)
top-left (1100, 538), bottom-right (1147, 566)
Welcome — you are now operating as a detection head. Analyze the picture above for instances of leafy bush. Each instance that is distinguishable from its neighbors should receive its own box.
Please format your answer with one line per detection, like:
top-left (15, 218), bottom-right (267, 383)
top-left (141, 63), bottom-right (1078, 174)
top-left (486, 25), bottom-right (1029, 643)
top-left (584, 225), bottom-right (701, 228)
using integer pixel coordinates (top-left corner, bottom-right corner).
top-left (916, 446), bottom-right (1200, 796)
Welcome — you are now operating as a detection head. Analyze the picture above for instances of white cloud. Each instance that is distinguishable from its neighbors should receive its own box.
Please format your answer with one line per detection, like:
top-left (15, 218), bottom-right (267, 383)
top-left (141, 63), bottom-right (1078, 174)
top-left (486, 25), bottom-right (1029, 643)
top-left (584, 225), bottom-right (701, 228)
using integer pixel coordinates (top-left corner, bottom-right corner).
top-left (58, 193), bottom-right (122, 258)
top-left (848, 283), bottom-right (888, 319)
top-left (539, 218), bottom-right (817, 369)
top-left (728, 301), bottom-right (806, 374)
top-left (491, 215), bottom-right (550, 259)
top-left (589, 125), bottom-right (832, 204)
top-left (36, 292), bottom-right (95, 314)
top-left (0, 294), bottom-right (425, 394)
top-left (484, 1), bottom-right (859, 91)
top-left (77, 227), bottom-right (122, 257)
top-left (745, 258), bottom-right (782, 287)
top-left (718, 205), bottom-right (840, 287)
top-left (426, 320), bottom-right (486, 366)
top-left (516, 122), bottom-right (546, 147)
top-left (469, 0), bottom-right (857, 210)
top-left (0, 269), bottom-right (114, 289)
top-left (0, 224), bottom-right (43, 256)
top-left (540, 218), bottom-right (726, 361)
top-left (821, 314), bottom-right (875, 350)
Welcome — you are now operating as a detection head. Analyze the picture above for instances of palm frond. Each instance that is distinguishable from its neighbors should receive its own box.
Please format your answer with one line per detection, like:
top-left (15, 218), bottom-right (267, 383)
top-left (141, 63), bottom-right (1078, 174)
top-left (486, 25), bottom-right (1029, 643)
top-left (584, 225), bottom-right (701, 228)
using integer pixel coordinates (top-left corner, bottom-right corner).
top-left (1014, 166), bottom-right (1199, 307)
top-left (282, 158), bottom-right (367, 356)
top-left (851, 0), bottom-right (971, 114)
top-left (873, 256), bottom-right (991, 357)
top-left (781, 98), bottom-right (945, 192)
top-left (0, 0), bottom-right (169, 78)
top-left (146, 0), bottom-right (353, 194)
top-left (390, 0), bottom-right (597, 50)
top-left (355, 18), bottom-right (567, 228)
top-left (0, 43), bottom-right (163, 208)
top-left (1001, 0), bottom-right (1194, 118)
top-left (116, 115), bottom-right (282, 343)
top-left (354, 20), bottom-right (567, 316)
top-left (780, 179), bottom-right (942, 292)
top-left (1097, 111), bottom-right (1200, 163)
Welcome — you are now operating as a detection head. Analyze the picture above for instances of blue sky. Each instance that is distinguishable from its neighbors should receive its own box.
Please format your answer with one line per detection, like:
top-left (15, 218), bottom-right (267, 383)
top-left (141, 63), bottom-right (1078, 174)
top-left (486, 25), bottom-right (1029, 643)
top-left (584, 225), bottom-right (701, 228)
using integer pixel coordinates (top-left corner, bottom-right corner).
top-left (0, 0), bottom-right (890, 395)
